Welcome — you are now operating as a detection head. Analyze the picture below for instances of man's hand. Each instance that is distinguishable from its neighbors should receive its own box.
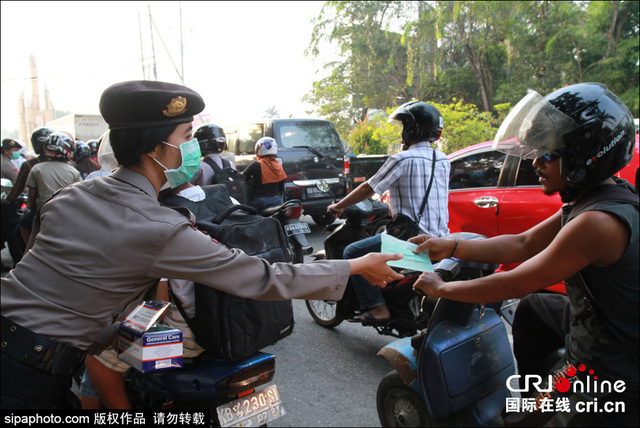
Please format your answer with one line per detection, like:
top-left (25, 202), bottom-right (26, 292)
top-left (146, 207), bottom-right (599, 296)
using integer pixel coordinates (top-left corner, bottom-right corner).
top-left (348, 253), bottom-right (405, 288)
top-left (327, 203), bottom-right (343, 218)
top-left (408, 234), bottom-right (457, 260)
top-left (413, 271), bottom-right (447, 298)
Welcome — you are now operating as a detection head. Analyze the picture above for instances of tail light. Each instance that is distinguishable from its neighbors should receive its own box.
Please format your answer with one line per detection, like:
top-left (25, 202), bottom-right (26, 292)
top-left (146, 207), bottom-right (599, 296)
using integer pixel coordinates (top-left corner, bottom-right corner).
top-left (284, 206), bottom-right (303, 219)
top-left (216, 359), bottom-right (275, 398)
top-left (343, 156), bottom-right (350, 176)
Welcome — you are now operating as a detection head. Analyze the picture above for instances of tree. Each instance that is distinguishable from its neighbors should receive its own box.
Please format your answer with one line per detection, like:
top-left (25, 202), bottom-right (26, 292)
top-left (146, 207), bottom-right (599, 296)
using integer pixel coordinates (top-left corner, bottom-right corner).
top-left (305, 0), bottom-right (639, 138)
top-left (305, 1), bottom-right (409, 131)
top-left (264, 106), bottom-right (280, 119)
top-left (347, 118), bottom-right (388, 155)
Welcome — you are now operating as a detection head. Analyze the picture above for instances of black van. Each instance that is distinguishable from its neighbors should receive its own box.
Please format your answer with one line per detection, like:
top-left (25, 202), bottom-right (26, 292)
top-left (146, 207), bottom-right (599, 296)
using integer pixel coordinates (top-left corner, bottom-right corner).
top-left (224, 119), bottom-right (348, 225)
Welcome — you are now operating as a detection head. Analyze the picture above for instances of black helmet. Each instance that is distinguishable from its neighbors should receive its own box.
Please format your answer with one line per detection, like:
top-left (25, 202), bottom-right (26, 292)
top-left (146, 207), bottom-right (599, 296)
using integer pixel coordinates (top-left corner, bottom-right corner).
top-left (86, 139), bottom-right (99, 157)
top-left (30, 127), bottom-right (54, 155)
top-left (194, 123), bottom-right (227, 154)
top-left (544, 83), bottom-right (635, 189)
top-left (43, 133), bottom-right (75, 161)
top-left (388, 101), bottom-right (444, 147)
top-left (73, 140), bottom-right (91, 163)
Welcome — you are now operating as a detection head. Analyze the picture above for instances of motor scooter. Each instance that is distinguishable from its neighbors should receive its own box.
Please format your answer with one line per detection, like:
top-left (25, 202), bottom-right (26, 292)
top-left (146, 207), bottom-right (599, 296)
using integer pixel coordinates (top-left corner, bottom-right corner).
top-left (126, 350), bottom-right (283, 427)
top-left (376, 232), bottom-right (520, 427)
top-left (1, 178), bottom-right (28, 267)
top-left (258, 198), bottom-right (312, 264)
top-left (305, 181), bottom-right (435, 338)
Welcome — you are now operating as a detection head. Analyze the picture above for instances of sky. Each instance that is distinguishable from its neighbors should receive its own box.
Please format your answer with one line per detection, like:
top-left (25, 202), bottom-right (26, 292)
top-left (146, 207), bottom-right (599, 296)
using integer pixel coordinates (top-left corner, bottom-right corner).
top-left (1, 1), bottom-right (335, 136)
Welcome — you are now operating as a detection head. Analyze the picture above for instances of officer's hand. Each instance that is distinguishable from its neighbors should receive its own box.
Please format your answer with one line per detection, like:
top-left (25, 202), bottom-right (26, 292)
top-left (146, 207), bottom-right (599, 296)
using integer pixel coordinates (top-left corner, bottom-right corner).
top-left (327, 203), bottom-right (343, 218)
top-left (409, 234), bottom-right (454, 260)
top-left (413, 272), bottom-right (446, 298)
top-left (348, 253), bottom-right (404, 288)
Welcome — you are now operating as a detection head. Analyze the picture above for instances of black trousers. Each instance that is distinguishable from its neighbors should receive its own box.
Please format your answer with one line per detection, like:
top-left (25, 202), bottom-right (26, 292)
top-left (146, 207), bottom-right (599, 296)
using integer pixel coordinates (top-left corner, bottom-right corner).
top-left (511, 293), bottom-right (639, 427)
top-left (1, 350), bottom-right (80, 409)
top-left (512, 292), bottom-right (572, 387)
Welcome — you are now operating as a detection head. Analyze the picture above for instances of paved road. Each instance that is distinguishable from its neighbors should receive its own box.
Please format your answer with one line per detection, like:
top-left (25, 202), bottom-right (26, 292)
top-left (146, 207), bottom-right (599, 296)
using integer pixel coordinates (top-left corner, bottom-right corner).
top-left (264, 215), bottom-right (395, 427)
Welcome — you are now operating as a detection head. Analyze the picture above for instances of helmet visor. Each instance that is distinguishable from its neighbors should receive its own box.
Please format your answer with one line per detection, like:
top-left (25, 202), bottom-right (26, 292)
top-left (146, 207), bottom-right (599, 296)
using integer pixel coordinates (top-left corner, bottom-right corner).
top-left (493, 90), bottom-right (579, 159)
top-left (97, 130), bottom-right (118, 172)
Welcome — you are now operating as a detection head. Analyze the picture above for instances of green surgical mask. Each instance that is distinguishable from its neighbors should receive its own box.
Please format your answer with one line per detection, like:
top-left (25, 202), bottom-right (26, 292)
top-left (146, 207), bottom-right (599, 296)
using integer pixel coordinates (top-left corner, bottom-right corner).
top-left (153, 138), bottom-right (201, 188)
top-left (11, 151), bottom-right (21, 160)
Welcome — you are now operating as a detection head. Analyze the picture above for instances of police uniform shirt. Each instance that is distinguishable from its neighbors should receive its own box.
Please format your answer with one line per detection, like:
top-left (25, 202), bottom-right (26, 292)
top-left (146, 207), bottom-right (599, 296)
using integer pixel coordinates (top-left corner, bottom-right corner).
top-left (1, 154), bottom-right (18, 182)
top-left (368, 141), bottom-right (451, 237)
top-left (1, 167), bottom-right (349, 350)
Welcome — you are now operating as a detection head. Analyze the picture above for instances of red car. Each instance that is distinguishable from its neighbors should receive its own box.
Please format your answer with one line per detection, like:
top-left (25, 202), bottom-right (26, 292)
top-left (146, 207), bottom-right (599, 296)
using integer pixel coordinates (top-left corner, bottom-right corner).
top-left (447, 138), bottom-right (639, 293)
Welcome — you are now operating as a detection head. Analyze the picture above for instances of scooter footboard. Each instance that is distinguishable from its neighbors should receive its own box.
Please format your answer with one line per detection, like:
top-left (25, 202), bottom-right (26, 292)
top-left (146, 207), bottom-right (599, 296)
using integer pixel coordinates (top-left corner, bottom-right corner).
top-left (419, 308), bottom-right (514, 421)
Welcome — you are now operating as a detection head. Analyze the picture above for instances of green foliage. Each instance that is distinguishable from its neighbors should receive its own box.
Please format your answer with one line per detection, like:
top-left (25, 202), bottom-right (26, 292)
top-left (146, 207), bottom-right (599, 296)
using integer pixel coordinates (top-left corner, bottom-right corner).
top-left (306, 0), bottom-right (639, 126)
top-left (346, 100), bottom-right (507, 156)
top-left (432, 100), bottom-right (499, 154)
top-left (347, 118), bottom-right (389, 155)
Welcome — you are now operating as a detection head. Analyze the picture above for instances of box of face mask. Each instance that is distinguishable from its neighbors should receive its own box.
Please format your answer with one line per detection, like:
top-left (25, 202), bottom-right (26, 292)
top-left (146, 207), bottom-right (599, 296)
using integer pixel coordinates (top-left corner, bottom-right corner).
top-left (117, 300), bottom-right (183, 373)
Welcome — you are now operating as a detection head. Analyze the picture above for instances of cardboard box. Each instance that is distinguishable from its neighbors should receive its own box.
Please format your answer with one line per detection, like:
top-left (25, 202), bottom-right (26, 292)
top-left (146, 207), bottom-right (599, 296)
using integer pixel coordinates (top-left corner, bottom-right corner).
top-left (117, 300), bottom-right (183, 373)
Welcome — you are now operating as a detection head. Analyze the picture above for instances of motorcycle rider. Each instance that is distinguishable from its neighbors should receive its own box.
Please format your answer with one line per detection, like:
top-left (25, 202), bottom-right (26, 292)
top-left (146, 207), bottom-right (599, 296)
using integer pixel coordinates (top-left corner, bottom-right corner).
top-left (0, 80), bottom-right (403, 409)
top-left (2, 128), bottom-right (53, 205)
top-left (1, 139), bottom-right (21, 183)
top-left (190, 123), bottom-right (247, 203)
top-left (243, 137), bottom-right (287, 211)
top-left (20, 133), bottom-right (82, 246)
top-left (327, 101), bottom-right (450, 323)
top-left (412, 83), bottom-right (638, 426)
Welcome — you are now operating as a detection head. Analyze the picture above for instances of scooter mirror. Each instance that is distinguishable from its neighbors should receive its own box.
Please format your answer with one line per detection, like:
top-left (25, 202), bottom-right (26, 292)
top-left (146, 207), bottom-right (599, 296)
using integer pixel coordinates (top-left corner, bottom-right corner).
top-left (316, 180), bottom-right (330, 193)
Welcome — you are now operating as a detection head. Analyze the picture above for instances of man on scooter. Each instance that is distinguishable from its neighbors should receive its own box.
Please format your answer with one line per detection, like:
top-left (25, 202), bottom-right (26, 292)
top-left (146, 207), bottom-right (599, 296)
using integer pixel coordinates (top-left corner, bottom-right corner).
top-left (327, 101), bottom-right (451, 323)
top-left (412, 83), bottom-right (638, 427)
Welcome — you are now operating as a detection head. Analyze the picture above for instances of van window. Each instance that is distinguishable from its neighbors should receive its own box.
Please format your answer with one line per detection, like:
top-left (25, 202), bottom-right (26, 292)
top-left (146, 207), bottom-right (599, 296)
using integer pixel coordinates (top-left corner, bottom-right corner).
top-left (237, 125), bottom-right (263, 155)
top-left (275, 121), bottom-right (342, 150)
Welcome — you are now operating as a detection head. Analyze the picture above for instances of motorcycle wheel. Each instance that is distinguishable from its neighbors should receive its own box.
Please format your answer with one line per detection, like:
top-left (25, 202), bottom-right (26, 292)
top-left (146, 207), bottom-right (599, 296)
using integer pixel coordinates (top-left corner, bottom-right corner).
top-left (311, 213), bottom-right (335, 226)
top-left (376, 370), bottom-right (430, 427)
top-left (368, 217), bottom-right (390, 236)
top-left (305, 299), bottom-right (344, 327)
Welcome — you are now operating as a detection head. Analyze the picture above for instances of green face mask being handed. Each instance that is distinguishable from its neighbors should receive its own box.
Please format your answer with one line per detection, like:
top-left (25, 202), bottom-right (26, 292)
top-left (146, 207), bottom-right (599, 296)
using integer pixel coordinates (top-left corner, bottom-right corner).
top-left (153, 138), bottom-right (202, 188)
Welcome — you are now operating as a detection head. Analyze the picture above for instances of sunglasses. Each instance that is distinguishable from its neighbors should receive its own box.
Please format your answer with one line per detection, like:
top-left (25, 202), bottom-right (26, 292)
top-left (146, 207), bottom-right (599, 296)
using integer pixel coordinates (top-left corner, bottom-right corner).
top-left (536, 152), bottom-right (561, 164)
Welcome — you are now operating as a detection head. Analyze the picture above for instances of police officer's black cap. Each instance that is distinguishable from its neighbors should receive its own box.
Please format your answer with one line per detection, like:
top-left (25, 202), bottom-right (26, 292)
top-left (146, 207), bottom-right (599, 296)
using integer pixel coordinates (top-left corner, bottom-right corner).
top-left (2, 139), bottom-right (22, 150)
top-left (99, 80), bottom-right (205, 130)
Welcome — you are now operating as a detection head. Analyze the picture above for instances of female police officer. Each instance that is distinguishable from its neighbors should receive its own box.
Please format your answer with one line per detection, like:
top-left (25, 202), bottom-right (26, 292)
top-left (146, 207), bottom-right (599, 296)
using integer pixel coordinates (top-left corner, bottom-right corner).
top-left (0, 80), bottom-right (403, 409)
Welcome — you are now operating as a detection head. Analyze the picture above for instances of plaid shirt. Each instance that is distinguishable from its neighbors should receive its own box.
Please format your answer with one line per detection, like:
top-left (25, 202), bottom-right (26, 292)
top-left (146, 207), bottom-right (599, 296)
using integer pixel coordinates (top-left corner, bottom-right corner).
top-left (368, 142), bottom-right (450, 237)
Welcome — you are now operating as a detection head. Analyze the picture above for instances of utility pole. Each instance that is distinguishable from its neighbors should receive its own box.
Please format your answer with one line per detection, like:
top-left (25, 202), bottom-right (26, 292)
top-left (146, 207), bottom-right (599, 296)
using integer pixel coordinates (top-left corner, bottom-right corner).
top-left (180, 2), bottom-right (184, 84)
top-left (148, 6), bottom-right (157, 81)
top-left (138, 11), bottom-right (145, 80)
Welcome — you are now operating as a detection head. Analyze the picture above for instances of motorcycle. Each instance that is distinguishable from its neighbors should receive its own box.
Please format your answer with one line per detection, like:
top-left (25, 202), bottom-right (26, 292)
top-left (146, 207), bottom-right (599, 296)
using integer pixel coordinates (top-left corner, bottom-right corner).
top-left (305, 181), bottom-right (433, 338)
top-left (376, 233), bottom-right (523, 427)
top-left (121, 202), bottom-right (303, 426)
top-left (258, 198), bottom-right (312, 264)
top-left (1, 178), bottom-right (28, 267)
top-left (126, 350), bottom-right (283, 427)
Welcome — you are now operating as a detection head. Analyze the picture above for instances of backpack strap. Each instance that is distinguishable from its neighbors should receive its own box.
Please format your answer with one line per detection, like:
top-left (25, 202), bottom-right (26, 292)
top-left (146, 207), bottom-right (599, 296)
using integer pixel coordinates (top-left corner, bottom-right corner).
top-left (415, 149), bottom-right (437, 222)
top-left (203, 157), bottom-right (233, 184)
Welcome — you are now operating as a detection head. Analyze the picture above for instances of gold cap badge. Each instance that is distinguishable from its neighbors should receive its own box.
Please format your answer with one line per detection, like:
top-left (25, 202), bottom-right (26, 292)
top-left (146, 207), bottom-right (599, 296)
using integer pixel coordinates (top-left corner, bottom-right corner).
top-left (163, 96), bottom-right (188, 117)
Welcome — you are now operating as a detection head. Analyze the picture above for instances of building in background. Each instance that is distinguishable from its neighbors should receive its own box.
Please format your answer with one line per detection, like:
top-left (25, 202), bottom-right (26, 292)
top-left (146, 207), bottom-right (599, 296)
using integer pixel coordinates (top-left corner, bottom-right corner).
top-left (17, 54), bottom-right (56, 150)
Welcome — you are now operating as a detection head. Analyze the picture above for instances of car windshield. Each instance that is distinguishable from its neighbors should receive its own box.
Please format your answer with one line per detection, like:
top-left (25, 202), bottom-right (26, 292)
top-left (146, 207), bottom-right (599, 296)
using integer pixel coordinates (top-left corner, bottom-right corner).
top-left (275, 122), bottom-right (342, 150)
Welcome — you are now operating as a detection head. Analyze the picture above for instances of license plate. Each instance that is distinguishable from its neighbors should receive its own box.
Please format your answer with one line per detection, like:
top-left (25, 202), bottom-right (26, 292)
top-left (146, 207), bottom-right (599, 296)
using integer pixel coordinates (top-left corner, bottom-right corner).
top-left (284, 222), bottom-right (311, 236)
top-left (305, 187), bottom-right (329, 198)
top-left (216, 385), bottom-right (285, 427)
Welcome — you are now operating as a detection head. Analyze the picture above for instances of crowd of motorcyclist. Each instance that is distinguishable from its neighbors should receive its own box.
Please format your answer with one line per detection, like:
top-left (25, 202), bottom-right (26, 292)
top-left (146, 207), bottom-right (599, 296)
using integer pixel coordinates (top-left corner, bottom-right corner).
top-left (0, 79), bottom-right (638, 427)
